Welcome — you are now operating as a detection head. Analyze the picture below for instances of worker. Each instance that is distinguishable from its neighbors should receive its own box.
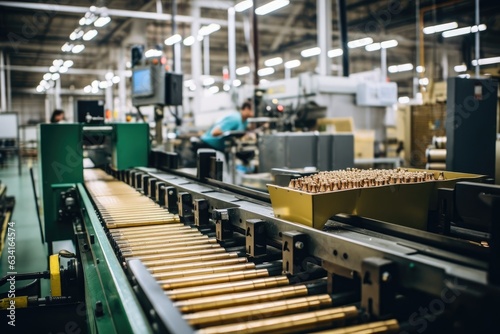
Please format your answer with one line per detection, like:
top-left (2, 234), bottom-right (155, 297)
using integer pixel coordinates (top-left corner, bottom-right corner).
top-left (50, 109), bottom-right (66, 123)
top-left (199, 100), bottom-right (254, 151)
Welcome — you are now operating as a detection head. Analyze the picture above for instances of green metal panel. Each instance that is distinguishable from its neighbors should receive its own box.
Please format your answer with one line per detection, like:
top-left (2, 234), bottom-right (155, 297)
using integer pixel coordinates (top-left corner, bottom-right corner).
top-left (39, 123), bottom-right (83, 243)
top-left (77, 184), bottom-right (152, 334)
top-left (112, 123), bottom-right (149, 170)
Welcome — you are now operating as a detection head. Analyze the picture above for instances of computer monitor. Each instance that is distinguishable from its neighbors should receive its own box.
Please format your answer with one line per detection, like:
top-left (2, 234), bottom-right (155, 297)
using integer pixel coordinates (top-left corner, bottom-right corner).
top-left (132, 67), bottom-right (154, 97)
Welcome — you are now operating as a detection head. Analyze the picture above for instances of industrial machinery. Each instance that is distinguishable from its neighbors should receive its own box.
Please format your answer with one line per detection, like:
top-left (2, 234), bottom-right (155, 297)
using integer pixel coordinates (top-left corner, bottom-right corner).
top-left (1, 123), bottom-right (499, 333)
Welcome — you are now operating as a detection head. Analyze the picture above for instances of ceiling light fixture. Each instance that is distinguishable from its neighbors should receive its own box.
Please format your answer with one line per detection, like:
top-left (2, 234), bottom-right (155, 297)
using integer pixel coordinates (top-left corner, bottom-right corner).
top-left (234, 0), bottom-right (253, 12)
top-left (144, 49), bottom-right (163, 58)
top-left (423, 22), bottom-right (457, 34)
top-left (94, 15), bottom-right (111, 28)
top-left (442, 24), bottom-right (486, 38)
top-left (284, 59), bottom-right (301, 69)
top-left (471, 56), bottom-right (500, 66)
top-left (257, 67), bottom-right (275, 76)
top-left (348, 37), bottom-right (373, 48)
top-left (454, 64), bottom-right (467, 72)
top-left (165, 34), bottom-right (182, 46)
top-left (328, 48), bottom-right (343, 58)
top-left (236, 66), bottom-right (251, 75)
top-left (72, 44), bottom-right (85, 54)
top-left (199, 24), bottom-right (221, 36)
top-left (301, 47), bottom-right (321, 57)
top-left (255, 0), bottom-right (289, 15)
top-left (388, 63), bottom-right (414, 73)
top-left (264, 57), bottom-right (283, 67)
top-left (83, 29), bottom-right (98, 41)
top-left (183, 36), bottom-right (195, 46)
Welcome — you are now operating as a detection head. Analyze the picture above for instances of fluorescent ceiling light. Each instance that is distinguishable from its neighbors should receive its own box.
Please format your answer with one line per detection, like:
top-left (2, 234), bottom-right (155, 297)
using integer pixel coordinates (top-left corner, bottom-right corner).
top-left (199, 24), bottom-right (220, 36)
top-left (454, 64), bottom-right (467, 72)
top-left (58, 66), bottom-right (68, 73)
top-left (259, 79), bottom-right (270, 85)
top-left (91, 86), bottom-right (99, 94)
top-left (264, 57), bottom-right (283, 67)
top-left (233, 79), bottom-right (242, 87)
top-left (442, 24), bottom-right (486, 38)
top-left (145, 49), bottom-right (162, 58)
top-left (255, 0), bottom-right (289, 15)
top-left (53, 59), bottom-right (63, 67)
top-left (36, 86), bottom-right (44, 93)
top-left (423, 22), bottom-right (457, 34)
top-left (388, 63), bottom-right (413, 73)
top-left (183, 79), bottom-right (194, 87)
top-left (419, 77), bottom-right (429, 85)
top-left (471, 24), bottom-right (487, 32)
top-left (72, 44), bottom-right (85, 54)
top-left (49, 66), bottom-right (57, 73)
top-left (348, 37), bottom-right (373, 48)
top-left (223, 84), bottom-right (230, 91)
top-left (105, 72), bottom-right (114, 80)
top-left (84, 85), bottom-right (92, 93)
top-left (83, 29), bottom-right (98, 41)
top-left (236, 66), bottom-right (250, 75)
top-left (365, 43), bottom-right (381, 52)
top-left (284, 59), bottom-right (301, 69)
top-left (43, 73), bottom-right (52, 80)
top-left (381, 39), bottom-right (398, 48)
top-left (203, 76), bottom-right (215, 86)
top-left (398, 96), bottom-right (410, 104)
top-left (70, 29), bottom-right (84, 41)
top-left (94, 16), bottom-right (111, 27)
top-left (99, 81), bottom-right (109, 89)
top-left (183, 36), bottom-right (195, 46)
top-left (40, 79), bottom-right (47, 86)
top-left (472, 56), bottom-right (500, 66)
top-left (328, 48), bottom-right (343, 58)
top-left (112, 76), bottom-right (120, 84)
top-left (165, 34), bottom-right (182, 45)
top-left (208, 86), bottom-right (219, 94)
top-left (301, 47), bottom-right (321, 57)
top-left (416, 65), bottom-right (425, 73)
top-left (61, 43), bottom-right (73, 52)
top-left (51, 73), bottom-right (60, 81)
top-left (257, 67), bottom-right (275, 76)
top-left (234, 0), bottom-right (253, 12)
top-left (63, 60), bottom-right (74, 68)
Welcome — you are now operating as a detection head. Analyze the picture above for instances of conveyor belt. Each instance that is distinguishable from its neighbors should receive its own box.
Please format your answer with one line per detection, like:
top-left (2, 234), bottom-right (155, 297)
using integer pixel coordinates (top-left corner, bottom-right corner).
top-left (84, 169), bottom-right (399, 334)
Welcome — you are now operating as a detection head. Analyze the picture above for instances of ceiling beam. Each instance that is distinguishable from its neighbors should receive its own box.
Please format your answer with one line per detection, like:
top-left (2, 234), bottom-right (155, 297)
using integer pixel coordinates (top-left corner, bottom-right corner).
top-left (8, 65), bottom-right (108, 75)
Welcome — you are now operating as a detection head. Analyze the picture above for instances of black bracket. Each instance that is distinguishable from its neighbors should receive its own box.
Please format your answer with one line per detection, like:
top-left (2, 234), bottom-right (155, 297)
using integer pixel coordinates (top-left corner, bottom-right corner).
top-left (141, 175), bottom-right (150, 196)
top-left (213, 209), bottom-right (233, 241)
top-left (282, 231), bottom-right (308, 275)
top-left (156, 182), bottom-right (166, 206)
top-left (165, 186), bottom-right (178, 214)
top-left (193, 199), bottom-right (209, 226)
top-left (246, 219), bottom-right (267, 258)
top-left (148, 177), bottom-right (157, 200)
top-left (361, 257), bottom-right (397, 319)
top-left (177, 192), bottom-right (193, 223)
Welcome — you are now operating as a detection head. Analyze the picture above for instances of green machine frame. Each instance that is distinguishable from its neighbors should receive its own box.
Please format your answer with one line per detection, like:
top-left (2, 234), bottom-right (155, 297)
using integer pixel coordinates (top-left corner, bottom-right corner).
top-left (38, 123), bottom-right (149, 252)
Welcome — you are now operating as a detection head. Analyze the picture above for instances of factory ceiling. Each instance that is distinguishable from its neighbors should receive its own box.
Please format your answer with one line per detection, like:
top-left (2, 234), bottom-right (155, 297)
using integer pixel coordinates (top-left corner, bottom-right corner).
top-left (0, 0), bottom-right (499, 97)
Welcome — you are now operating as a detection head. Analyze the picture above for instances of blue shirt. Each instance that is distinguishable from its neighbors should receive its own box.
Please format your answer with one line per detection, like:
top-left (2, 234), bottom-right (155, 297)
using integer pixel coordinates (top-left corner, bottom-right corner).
top-left (201, 112), bottom-right (247, 151)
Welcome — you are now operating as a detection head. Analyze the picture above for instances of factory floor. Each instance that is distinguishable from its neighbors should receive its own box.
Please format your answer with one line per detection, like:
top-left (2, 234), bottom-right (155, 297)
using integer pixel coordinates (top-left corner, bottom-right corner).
top-left (0, 156), bottom-right (48, 295)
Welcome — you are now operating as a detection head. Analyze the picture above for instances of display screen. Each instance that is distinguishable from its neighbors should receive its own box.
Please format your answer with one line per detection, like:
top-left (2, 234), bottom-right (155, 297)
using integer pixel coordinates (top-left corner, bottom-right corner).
top-left (132, 67), bottom-right (153, 97)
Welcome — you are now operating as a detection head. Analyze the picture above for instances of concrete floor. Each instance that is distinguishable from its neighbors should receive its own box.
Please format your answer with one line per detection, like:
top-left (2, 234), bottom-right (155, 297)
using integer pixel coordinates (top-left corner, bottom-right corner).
top-left (0, 157), bottom-right (48, 294)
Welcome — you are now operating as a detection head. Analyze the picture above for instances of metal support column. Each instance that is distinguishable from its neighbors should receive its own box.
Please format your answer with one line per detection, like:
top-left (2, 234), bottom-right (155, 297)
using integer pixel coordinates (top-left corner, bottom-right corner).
top-left (0, 49), bottom-right (6, 111)
top-left (6, 52), bottom-right (11, 111)
top-left (118, 46), bottom-right (127, 121)
top-left (337, 0), bottom-right (349, 77)
top-left (203, 36), bottom-right (210, 76)
top-left (475, 0), bottom-right (480, 78)
top-left (414, 0), bottom-right (420, 99)
top-left (54, 79), bottom-right (62, 110)
top-left (381, 47), bottom-right (387, 82)
top-left (228, 7), bottom-right (236, 92)
top-left (191, 2), bottom-right (202, 115)
top-left (317, 0), bottom-right (332, 76)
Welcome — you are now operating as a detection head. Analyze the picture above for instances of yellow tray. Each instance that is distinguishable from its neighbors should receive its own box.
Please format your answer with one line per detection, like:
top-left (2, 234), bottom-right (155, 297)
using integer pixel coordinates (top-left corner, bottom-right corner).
top-left (267, 169), bottom-right (483, 230)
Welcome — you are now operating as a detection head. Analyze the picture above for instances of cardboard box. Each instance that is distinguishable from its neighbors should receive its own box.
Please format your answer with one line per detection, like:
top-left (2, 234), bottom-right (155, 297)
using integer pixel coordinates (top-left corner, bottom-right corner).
top-left (354, 130), bottom-right (375, 159)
